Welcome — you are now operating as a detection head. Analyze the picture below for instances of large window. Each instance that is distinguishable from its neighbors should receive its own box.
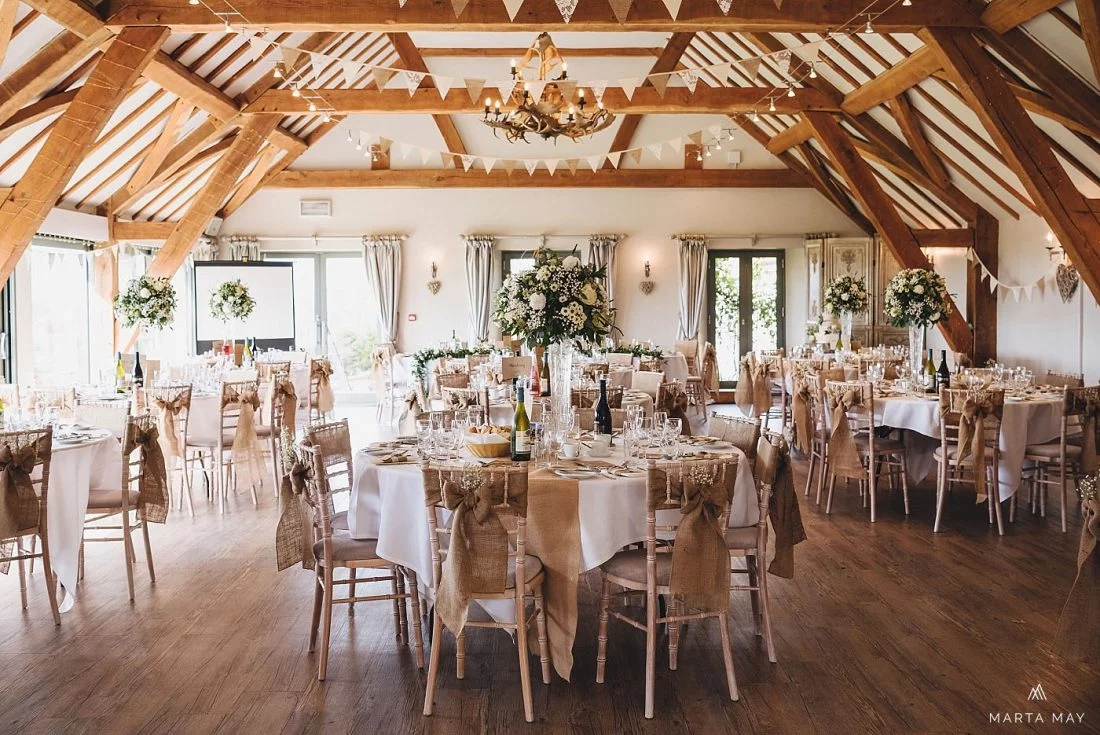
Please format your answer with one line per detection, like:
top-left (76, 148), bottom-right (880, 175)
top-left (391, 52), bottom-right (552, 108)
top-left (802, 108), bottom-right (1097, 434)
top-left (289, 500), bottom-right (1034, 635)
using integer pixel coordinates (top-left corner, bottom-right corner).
top-left (27, 241), bottom-right (92, 386)
top-left (707, 250), bottom-right (786, 388)
top-left (500, 249), bottom-right (571, 278)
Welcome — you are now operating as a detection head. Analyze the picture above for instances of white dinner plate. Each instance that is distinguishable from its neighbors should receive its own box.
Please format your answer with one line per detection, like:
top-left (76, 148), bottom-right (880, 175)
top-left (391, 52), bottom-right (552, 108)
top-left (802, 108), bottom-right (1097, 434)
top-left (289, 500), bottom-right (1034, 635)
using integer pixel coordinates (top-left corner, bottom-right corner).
top-left (554, 468), bottom-right (598, 480)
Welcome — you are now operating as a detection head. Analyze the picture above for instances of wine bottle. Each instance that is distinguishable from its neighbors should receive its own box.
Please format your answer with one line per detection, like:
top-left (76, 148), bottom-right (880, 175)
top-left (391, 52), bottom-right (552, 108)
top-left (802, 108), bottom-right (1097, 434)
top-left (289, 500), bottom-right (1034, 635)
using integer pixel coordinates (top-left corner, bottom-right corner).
top-left (133, 350), bottom-right (144, 388)
top-left (115, 352), bottom-right (125, 393)
top-left (937, 349), bottom-right (951, 389)
top-left (925, 348), bottom-right (937, 390)
top-left (511, 386), bottom-right (532, 461)
top-left (594, 377), bottom-right (613, 437)
top-left (243, 337), bottom-right (254, 367)
top-left (529, 355), bottom-right (541, 398)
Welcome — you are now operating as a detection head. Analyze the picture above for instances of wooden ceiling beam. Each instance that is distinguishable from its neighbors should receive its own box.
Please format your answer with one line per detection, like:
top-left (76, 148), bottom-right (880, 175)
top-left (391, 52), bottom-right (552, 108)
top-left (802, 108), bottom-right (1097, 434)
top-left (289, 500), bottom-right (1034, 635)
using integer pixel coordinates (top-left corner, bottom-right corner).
top-left (387, 32), bottom-right (468, 167)
top-left (246, 86), bottom-right (839, 115)
top-left (0, 0), bottom-right (18, 69)
top-left (418, 46), bottom-right (665, 58)
top-left (265, 167), bottom-right (809, 189)
top-left (840, 47), bottom-right (941, 116)
top-left (146, 114), bottom-right (279, 280)
top-left (765, 119), bottom-right (812, 155)
top-left (912, 228), bottom-right (975, 248)
top-left (981, 0), bottom-right (1064, 33)
top-left (889, 92), bottom-right (951, 191)
top-left (1077, 0), bottom-right (1100, 88)
top-left (922, 27), bottom-right (1100, 302)
top-left (0, 25), bottom-right (169, 284)
top-left (793, 141), bottom-right (874, 234)
top-left (111, 218), bottom-right (176, 241)
top-left (102, 0), bottom-right (981, 32)
top-left (112, 99), bottom-right (195, 213)
top-left (220, 145), bottom-right (279, 217)
top-left (0, 89), bottom-right (77, 144)
top-left (0, 29), bottom-right (110, 127)
top-left (804, 110), bottom-right (971, 353)
top-left (604, 32), bottom-right (694, 169)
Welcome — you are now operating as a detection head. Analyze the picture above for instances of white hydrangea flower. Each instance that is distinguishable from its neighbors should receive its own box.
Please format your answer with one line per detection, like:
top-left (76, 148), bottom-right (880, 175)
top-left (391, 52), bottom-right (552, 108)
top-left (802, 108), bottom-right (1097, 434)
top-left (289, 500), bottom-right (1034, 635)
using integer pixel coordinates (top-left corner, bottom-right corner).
top-left (529, 293), bottom-right (546, 311)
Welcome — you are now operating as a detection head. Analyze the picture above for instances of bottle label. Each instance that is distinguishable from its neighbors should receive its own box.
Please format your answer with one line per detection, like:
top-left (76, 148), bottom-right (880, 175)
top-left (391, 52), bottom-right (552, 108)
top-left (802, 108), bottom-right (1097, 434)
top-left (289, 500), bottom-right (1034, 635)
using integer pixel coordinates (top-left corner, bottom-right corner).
top-left (514, 430), bottom-right (532, 453)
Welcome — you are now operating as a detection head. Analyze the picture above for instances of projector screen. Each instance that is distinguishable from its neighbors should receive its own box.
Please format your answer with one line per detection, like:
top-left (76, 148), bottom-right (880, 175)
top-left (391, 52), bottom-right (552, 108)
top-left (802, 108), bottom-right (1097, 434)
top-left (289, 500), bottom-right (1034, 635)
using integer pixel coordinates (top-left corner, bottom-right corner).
top-left (193, 261), bottom-right (295, 351)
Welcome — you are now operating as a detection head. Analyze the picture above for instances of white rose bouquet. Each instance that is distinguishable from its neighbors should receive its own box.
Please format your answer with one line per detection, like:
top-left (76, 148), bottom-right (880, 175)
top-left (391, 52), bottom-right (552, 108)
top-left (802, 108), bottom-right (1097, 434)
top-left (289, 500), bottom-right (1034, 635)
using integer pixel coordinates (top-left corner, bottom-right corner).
top-left (209, 279), bottom-right (256, 323)
top-left (884, 268), bottom-right (951, 327)
top-left (492, 247), bottom-right (615, 349)
top-left (823, 275), bottom-right (869, 315)
top-left (115, 275), bottom-right (177, 330)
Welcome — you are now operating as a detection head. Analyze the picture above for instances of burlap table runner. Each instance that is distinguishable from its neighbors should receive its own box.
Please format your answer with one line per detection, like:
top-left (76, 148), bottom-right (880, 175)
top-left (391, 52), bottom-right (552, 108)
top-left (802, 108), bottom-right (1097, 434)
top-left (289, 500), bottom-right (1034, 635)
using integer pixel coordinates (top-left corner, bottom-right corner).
top-left (525, 468), bottom-right (581, 681)
top-left (1053, 472), bottom-right (1099, 662)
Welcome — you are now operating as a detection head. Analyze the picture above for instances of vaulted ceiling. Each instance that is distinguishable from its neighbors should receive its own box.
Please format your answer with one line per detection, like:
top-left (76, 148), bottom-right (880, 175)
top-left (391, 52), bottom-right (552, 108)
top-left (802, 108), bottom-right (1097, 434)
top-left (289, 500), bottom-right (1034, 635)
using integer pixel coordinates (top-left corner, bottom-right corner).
top-left (0, 0), bottom-right (1097, 317)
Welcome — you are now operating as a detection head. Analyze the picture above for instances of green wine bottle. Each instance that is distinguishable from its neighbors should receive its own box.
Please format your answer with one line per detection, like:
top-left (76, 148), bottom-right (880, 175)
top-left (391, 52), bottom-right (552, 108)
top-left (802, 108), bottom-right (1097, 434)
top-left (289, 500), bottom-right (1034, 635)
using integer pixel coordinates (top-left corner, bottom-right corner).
top-left (925, 348), bottom-right (937, 391)
top-left (511, 386), bottom-right (532, 461)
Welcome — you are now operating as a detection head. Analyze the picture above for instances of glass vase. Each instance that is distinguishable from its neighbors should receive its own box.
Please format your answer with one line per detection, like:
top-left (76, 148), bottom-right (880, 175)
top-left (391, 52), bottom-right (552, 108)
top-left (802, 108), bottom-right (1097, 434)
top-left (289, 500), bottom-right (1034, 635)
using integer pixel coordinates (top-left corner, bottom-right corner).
top-left (908, 324), bottom-right (925, 378)
top-left (547, 342), bottom-right (573, 433)
top-left (840, 312), bottom-right (853, 353)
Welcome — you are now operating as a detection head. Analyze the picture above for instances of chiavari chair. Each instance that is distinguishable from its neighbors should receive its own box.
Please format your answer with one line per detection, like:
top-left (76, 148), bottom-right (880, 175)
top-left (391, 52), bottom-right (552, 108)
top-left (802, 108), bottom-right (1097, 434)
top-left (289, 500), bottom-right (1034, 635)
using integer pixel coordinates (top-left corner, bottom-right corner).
top-left (708, 413), bottom-right (761, 464)
top-left (573, 407), bottom-right (628, 431)
top-left (1022, 385), bottom-right (1099, 532)
top-left (257, 360), bottom-right (292, 381)
top-left (421, 461), bottom-right (549, 723)
top-left (934, 387), bottom-right (1007, 535)
top-left (0, 427), bottom-right (59, 625)
top-left (727, 432), bottom-right (783, 663)
top-left (595, 455), bottom-right (740, 719)
top-left (822, 380), bottom-right (910, 523)
top-left (571, 385), bottom-right (624, 409)
top-left (186, 379), bottom-right (263, 513)
top-left (74, 398), bottom-right (131, 439)
top-left (1042, 370), bottom-right (1085, 388)
top-left (308, 357), bottom-right (336, 423)
top-left (148, 384), bottom-right (193, 516)
top-left (81, 414), bottom-right (164, 600)
top-left (303, 422), bottom-right (424, 681)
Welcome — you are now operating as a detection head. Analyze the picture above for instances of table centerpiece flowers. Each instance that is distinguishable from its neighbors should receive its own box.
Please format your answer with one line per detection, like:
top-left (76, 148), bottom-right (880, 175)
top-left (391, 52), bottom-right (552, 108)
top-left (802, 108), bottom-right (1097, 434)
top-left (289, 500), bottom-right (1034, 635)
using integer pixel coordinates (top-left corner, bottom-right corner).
top-left (209, 279), bottom-right (256, 359)
top-left (823, 275), bottom-right (869, 351)
top-left (115, 275), bottom-right (178, 382)
top-left (884, 268), bottom-right (951, 376)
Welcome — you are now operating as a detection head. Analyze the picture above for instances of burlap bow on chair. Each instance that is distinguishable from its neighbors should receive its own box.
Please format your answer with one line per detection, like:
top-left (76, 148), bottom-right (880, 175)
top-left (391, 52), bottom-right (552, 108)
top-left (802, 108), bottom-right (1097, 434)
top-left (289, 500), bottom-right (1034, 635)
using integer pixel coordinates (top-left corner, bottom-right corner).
top-left (154, 394), bottom-right (188, 461)
top-left (768, 444), bottom-right (807, 578)
top-left (1077, 394), bottom-right (1100, 475)
top-left (735, 356), bottom-right (772, 419)
top-left (0, 443), bottom-right (39, 543)
top-left (312, 359), bottom-right (336, 414)
top-left (657, 383), bottom-right (691, 436)
top-left (790, 379), bottom-right (813, 455)
top-left (127, 425), bottom-right (170, 523)
top-left (702, 343), bottom-right (720, 401)
top-left (429, 468), bottom-right (525, 635)
top-left (273, 377), bottom-right (298, 430)
top-left (653, 462), bottom-right (732, 613)
top-left (826, 388), bottom-right (867, 480)
top-left (1053, 471), bottom-right (1099, 662)
top-left (950, 395), bottom-right (995, 502)
top-left (275, 458), bottom-right (315, 571)
top-left (225, 388), bottom-right (266, 492)
top-left (442, 388), bottom-right (476, 410)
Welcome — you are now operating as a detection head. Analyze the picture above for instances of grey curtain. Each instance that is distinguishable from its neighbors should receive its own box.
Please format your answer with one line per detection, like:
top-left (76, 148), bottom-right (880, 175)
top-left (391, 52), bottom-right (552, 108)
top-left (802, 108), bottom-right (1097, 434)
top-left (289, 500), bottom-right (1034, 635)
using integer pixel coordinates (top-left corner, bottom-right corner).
top-left (676, 234), bottom-right (708, 340)
top-left (463, 235), bottom-right (495, 343)
top-left (362, 235), bottom-right (404, 348)
top-left (587, 234), bottom-right (620, 321)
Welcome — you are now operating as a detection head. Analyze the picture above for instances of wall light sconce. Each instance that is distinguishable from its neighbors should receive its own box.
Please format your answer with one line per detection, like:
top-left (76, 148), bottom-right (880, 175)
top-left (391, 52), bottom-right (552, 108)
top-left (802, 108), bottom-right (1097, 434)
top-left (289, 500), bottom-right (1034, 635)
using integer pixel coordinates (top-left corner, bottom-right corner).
top-left (639, 260), bottom-right (655, 295)
top-left (427, 262), bottom-right (441, 295)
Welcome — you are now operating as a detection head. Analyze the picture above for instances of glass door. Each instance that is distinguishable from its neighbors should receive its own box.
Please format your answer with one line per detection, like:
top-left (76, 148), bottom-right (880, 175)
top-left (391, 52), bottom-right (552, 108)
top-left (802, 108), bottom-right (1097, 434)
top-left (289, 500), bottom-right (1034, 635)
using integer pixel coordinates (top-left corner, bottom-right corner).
top-left (707, 250), bottom-right (785, 388)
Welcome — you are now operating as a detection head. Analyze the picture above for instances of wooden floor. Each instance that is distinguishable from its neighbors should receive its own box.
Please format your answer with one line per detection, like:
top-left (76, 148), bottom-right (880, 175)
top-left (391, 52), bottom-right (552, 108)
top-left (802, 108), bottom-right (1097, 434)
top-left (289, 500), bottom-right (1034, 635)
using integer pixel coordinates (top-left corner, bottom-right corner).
top-left (1, 430), bottom-right (1097, 734)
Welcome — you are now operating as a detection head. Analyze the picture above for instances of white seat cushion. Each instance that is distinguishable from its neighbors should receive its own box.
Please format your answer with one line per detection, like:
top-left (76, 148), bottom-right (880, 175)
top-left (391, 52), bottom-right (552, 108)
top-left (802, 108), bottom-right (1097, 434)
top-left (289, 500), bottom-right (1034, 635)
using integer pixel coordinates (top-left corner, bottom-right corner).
top-left (87, 487), bottom-right (140, 509)
top-left (600, 549), bottom-right (672, 586)
top-left (1024, 442), bottom-right (1082, 460)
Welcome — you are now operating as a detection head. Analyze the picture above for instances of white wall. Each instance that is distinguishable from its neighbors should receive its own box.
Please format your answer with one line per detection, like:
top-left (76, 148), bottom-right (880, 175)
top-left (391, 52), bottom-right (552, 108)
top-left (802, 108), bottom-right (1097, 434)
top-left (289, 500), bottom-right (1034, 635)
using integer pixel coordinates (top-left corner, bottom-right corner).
top-left (224, 187), bottom-right (861, 352)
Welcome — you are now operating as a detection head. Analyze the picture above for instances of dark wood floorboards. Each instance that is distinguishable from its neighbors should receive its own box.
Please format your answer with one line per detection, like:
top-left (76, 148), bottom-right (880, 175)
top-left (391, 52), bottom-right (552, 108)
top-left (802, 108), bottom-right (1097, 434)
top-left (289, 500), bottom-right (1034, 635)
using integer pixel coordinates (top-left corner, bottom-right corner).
top-left (1, 453), bottom-right (1097, 734)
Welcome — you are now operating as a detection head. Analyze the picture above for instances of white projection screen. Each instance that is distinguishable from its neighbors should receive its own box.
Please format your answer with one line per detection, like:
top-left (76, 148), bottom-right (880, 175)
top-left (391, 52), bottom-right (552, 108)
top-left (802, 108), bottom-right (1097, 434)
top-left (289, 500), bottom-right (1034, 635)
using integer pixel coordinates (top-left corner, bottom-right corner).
top-left (193, 262), bottom-right (296, 352)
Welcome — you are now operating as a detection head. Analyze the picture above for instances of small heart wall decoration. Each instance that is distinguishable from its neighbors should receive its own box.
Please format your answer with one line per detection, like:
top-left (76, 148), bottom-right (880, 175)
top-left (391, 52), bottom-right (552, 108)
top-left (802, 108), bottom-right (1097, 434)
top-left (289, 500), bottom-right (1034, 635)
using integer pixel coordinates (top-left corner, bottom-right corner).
top-left (1055, 262), bottom-right (1079, 303)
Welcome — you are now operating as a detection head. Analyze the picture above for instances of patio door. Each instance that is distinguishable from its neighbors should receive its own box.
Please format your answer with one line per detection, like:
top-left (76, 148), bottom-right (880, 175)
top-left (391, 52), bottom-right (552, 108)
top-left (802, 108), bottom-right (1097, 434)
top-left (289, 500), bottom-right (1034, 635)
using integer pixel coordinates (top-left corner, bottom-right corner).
top-left (706, 250), bottom-right (785, 388)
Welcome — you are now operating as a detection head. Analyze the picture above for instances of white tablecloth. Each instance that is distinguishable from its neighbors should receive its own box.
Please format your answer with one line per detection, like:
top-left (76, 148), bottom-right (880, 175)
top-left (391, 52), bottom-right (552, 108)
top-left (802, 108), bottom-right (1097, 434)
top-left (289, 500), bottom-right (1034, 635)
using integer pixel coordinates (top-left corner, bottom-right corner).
top-left (348, 445), bottom-right (757, 591)
top-left (661, 355), bottom-right (690, 384)
top-left (43, 435), bottom-right (122, 612)
top-left (876, 395), bottom-right (1062, 501)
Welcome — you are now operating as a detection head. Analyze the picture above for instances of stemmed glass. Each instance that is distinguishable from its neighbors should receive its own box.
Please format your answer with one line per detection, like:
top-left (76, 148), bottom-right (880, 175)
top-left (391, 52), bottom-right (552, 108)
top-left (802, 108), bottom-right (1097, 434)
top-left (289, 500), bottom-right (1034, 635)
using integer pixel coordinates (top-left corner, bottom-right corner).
top-left (415, 419), bottom-right (434, 458)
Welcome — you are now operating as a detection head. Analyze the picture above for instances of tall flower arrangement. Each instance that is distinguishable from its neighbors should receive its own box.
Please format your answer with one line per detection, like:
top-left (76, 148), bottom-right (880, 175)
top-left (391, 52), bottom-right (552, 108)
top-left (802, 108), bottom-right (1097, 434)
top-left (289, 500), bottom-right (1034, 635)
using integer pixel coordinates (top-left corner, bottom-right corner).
top-left (209, 279), bottom-right (256, 323)
top-left (115, 275), bottom-right (177, 330)
top-left (884, 268), bottom-right (951, 327)
top-left (492, 247), bottom-right (614, 349)
top-left (823, 276), bottom-right (869, 315)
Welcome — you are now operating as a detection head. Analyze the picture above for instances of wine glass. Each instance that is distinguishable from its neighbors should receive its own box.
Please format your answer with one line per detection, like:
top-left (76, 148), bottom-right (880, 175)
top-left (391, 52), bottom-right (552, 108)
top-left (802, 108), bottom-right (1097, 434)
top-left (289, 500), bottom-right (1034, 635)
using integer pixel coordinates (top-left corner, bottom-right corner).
top-left (665, 417), bottom-right (683, 441)
top-left (415, 419), bottom-right (434, 458)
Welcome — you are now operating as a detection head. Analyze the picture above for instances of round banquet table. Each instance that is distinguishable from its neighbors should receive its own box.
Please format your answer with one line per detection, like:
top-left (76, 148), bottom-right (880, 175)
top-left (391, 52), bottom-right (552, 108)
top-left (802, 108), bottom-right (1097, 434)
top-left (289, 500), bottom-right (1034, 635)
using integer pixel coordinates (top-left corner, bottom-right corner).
top-left (873, 392), bottom-right (1063, 501)
top-left (40, 431), bottom-right (122, 612)
top-left (347, 442), bottom-right (756, 598)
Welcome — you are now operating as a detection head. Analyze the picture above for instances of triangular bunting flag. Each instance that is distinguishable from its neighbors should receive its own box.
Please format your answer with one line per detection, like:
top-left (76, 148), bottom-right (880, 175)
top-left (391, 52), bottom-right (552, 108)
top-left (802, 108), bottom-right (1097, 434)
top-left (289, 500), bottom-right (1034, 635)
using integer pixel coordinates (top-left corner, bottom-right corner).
top-left (396, 141), bottom-right (412, 160)
top-left (716, 0), bottom-right (733, 14)
top-left (590, 80), bottom-right (608, 104)
top-left (524, 159), bottom-right (539, 175)
top-left (650, 73), bottom-right (670, 97)
top-left (400, 0), bottom-right (408, 6)
top-left (669, 136), bottom-right (683, 153)
top-left (776, 49), bottom-right (792, 75)
top-left (373, 67), bottom-right (397, 91)
top-left (661, 0), bottom-right (683, 19)
top-left (503, 159), bottom-right (517, 174)
top-left (461, 154), bottom-right (475, 172)
top-left (1012, 287), bottom-right (1022, 302)
top-left (281, 46), bottom-right (303, 72)
top-left (966, 248), bottom-right (976, 263)
top-left (483, 157), bottom-right (496, 173)
top-left (557, 80), bottom-right (577, 101)
top-left (609, 0), bottom-right (633, 23)
top-left (566, 158), bottom-right (579, 174)
top-left (420, 147), bottom-right (434, 165)
top-left (405, 71), bottom-right (426, 96)
top-left (435, 75), bottom-right (453, 100)
top-left (626, 148), bottom-right (642, 166)
top-left (688, 131), bottom-right (703, 145)
top-left (545, 158), bottom-right (559, 176)
top-left (797, 40), bottom-right (825, 63)
top-left (554, 0), bottom-right (578, 22)
top-left (496, 78), bottom-right (516, 102)
top-left (647, 142), bottom-right (663, 160)
top-left (711, 61), bottom-right (731, 84)
top-left (502, 0), bottom-right (525, 21)
top-left (342, 61), bottom-right (359, 87)
top-left (678, 70), bottom-right (698, 94)
top-left (742, 57), bottom-right (761, 83)
top-left (525, 80), bottom-right (546, 101)
top-left (309, 52), bottom-right (327, 72)
top-left (1036, 278), bottom-right (1046, 297)
top-left (773, 0), bottom-right (783, 8)
top-left (441, 153), bottom-right (455, 169)
top-left (620, 77), bottom-right (639, 100)
top-left (607, 151), bottom-right (622, 168)
top-left (466, 79), bottom-right (486, 104)
top-left (451, 0), bottom-right (471, 16)
top-left (247, 36), bottom-right (267, 62)
top-left (587, 154), bottom-right (603, 172)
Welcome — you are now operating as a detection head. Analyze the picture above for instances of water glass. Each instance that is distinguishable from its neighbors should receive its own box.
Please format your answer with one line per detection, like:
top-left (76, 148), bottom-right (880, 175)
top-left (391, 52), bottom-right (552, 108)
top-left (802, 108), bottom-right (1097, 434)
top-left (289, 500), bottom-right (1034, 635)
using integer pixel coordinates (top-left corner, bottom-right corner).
top-left (415, 419), bottom-right (433, 457)
top-left (665, 417), bottom-right (682, 440)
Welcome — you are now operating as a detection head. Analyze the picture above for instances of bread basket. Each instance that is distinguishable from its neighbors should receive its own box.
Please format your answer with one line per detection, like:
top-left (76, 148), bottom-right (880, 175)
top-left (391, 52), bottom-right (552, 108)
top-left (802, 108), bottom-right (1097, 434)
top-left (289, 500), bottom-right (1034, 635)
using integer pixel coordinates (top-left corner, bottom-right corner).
top-left (465, 433), bottom-right (511, 458)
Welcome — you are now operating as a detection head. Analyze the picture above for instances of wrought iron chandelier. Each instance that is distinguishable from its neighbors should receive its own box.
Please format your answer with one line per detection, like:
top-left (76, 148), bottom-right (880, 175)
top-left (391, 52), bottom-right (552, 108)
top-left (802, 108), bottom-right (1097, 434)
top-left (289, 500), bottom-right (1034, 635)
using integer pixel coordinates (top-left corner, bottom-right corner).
top-left (481, 33), bottom-right (615, 143)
